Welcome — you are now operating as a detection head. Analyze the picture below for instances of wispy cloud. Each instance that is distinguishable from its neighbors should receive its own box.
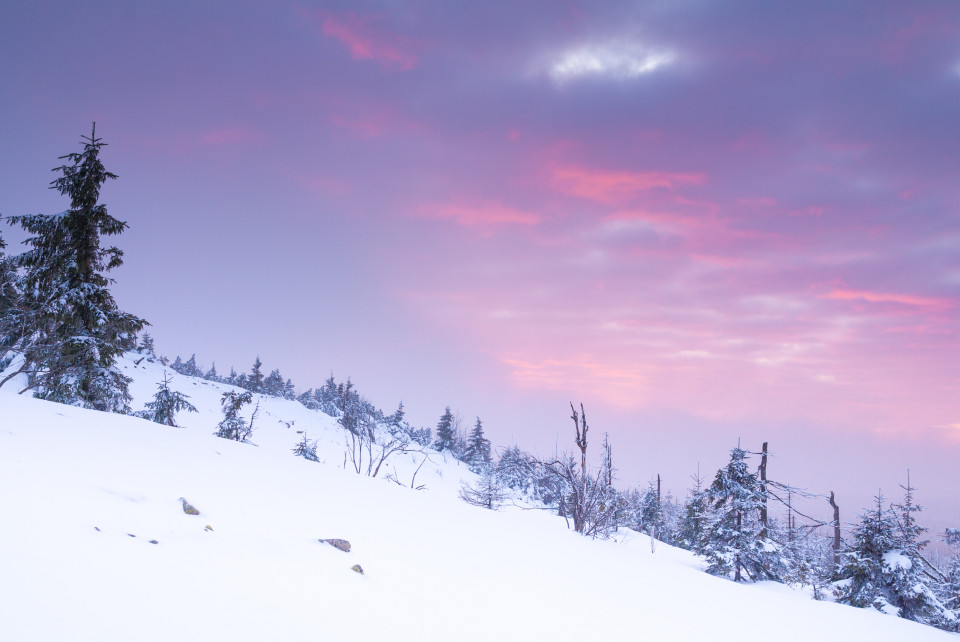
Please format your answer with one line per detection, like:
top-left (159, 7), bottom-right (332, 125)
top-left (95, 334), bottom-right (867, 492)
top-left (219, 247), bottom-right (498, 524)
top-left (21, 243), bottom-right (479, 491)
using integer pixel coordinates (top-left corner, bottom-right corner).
top-left (549, 42), bottom-right (675, 82)
top-left (498, 353), bottom-right (651, 408)
top-left (823, 289), bottom-right (951, 310)
top-left (553, 166), bottom-right (706, 204)
top-left (307, 10), bottom-right (420, 70)
top-left (419, 202), bottom-right (542, 227)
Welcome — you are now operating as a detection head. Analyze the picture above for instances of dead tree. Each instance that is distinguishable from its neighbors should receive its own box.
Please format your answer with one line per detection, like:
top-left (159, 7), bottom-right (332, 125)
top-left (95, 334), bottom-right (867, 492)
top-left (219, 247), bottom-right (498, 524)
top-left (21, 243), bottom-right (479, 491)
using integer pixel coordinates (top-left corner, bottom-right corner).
top-left (827, 491), bottom-right (841, 571)
top-left (548, 403), bottom-right (617, 538)
top-left (759, 441), bottom-right (768, 539)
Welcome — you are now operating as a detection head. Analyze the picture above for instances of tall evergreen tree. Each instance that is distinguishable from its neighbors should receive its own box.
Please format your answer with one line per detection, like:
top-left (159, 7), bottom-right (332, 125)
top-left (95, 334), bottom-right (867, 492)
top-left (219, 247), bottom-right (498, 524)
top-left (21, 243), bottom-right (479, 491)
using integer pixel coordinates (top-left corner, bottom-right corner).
top-left (679, 471), bottom-right (710, 550)
top-left (248, 356), bottom-right (264, 393)
top-left (433, 406), bottom-right (456, 452)
top-left (697, 445), bottom-right (783, 582)
top-left (183, 354), bottom-right (201, 377)
top-left (463, 417), bottom-right (492, 470)
top-left (1, 125), bottom-right (147, 411)
top-left (263, 368), bottom-right (285, 396)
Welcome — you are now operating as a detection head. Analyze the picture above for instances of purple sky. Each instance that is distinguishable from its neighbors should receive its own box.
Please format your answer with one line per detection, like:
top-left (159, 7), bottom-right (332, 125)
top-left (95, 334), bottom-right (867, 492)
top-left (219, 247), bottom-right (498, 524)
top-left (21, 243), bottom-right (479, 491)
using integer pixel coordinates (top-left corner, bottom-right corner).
top-left (2, 1), bottom-right (959, 529)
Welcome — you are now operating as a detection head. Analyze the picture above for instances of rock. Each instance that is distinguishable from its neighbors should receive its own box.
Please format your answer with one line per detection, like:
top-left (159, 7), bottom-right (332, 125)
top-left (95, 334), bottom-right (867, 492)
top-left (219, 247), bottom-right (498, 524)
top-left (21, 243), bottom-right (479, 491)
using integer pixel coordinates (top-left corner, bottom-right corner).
top-left (351, 564), bottom-right (364, 575)
top-left (179, 497), bottom-right (200, 515)
top-left (204, 525), bottom-right (214, 532)
top-left (320, 538), bottom-right (351, 552)
top-left (148, 539), bottom-right (159, 545)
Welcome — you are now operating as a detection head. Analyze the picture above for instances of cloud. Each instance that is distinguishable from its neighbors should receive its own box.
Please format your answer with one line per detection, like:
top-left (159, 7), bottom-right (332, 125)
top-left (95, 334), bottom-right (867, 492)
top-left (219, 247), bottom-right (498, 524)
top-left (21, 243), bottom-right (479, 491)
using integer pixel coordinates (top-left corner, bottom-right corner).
top-left (823, 289), bottom-right (950, 309)
top-left (549, 42), bottom-right (675, 82)
top-left (553, 166), bottom-right (706, 204)
top-left (420, 202), bottom-right (542, 227)
top-left (498, 353), bottom-right (651, 408)
top-left (310, 11), bottom-right (419, 70)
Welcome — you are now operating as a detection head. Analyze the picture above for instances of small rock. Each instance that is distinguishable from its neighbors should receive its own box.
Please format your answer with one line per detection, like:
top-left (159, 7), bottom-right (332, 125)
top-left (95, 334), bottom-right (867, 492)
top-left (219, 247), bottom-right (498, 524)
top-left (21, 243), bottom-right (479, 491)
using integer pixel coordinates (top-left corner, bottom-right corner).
top-left (127, 533), bottom-right (136, 538)
top-left (351, 564), bottom-right (364, 575)
top-left (179, 497), bottom-right (200, 515)
top-left (148, 539), bottom-right (159, 545)
top-left (320, 538), bottom-right (351, 552)
top-left (204, 525), bottom-right (214, 532)
top-left (94, 526), bottom-right (101, 532)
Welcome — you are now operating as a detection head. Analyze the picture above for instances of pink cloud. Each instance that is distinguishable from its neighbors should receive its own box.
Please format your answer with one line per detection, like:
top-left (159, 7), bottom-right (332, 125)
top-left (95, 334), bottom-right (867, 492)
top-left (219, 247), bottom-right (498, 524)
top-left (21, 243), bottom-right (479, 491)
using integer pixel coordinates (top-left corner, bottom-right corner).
top-left (823, 289), bottom-right (952, 309)
top-left (552, 166), bottom-right (707, 204)
top-left (498, 353), bottom-right (652, 408)
top-left (310, 11), bottom-right (419, 70)
top-left (420, 202), bottom-right (542, 227)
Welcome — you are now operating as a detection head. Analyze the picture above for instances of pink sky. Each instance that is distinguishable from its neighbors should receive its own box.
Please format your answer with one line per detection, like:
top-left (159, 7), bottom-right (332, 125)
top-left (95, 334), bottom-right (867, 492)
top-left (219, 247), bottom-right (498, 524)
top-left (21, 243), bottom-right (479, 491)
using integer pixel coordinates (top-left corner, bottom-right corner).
top-left (2, 1), bottom-right (958, 529)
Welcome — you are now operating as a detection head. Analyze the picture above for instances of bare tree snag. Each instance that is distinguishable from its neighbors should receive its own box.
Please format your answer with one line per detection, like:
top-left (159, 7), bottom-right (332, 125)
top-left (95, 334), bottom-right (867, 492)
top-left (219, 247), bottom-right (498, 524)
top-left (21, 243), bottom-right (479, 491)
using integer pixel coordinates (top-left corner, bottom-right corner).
top-left (828, 491), bottom-right (841, 570)
top-left (759, 441), bottom-right (768, 539)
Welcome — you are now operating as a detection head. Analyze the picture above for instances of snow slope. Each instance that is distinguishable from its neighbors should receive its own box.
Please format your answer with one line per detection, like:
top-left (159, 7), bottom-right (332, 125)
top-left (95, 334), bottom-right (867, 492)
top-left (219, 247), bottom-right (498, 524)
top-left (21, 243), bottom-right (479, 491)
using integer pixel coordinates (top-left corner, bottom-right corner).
top-left (0, 357), bottom-right (954, 641)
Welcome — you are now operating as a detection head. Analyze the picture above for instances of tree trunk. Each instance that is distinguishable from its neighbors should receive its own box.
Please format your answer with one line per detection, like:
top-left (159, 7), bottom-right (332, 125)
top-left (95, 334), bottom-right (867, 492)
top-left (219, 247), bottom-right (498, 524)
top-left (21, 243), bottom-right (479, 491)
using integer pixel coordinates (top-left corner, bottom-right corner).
top-left (759, 441), bottom-right (768, 540)
top-left (828, 491), bottom-right (841, 571)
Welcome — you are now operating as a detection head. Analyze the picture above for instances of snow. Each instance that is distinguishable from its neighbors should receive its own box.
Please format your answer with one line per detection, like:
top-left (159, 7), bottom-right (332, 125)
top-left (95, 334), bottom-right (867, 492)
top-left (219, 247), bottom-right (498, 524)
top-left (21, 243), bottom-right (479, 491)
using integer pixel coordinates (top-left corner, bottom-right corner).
top-left (884, 550), bottom-right (914, 571)
top-left (0, 356), bottom-right (955, 641)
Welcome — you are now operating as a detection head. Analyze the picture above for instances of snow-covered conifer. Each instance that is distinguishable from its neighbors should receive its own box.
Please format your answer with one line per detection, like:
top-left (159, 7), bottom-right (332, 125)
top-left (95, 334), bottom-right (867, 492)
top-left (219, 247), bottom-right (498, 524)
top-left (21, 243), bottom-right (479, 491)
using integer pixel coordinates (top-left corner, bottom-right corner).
top-left (263, 368), bottom-right (285, 396)
top-left (463, 417), bottom-right (492, 470)
top-left (835, 485), bottom-right (950, 626)
top-left (1, 125), bottom-right (147, 411)
top-left (248, 356), bottom-right (264, 393)
top-left (215, 390), bottom-right (255, 441)
top-left (697, 445), bottom-right (783, 582)
top-left (136, 374), bottom-right (197, 427)
top-left (292, 433), bottom-right (319, 462)
top-left (433, 406), bottom-right (457, 452)
top-left (183, 354), bottom-right (201, 378)
top-left (136, 332), bottom-right (156, 361)
top-left (678, 472), bottom-right (711, 550)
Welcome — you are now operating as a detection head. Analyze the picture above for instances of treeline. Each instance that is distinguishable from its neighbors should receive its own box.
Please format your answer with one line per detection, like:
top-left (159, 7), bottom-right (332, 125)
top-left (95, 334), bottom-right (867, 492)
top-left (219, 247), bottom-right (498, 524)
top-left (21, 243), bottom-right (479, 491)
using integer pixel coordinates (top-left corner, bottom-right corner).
top-left (460, 404), bottom-right (960, 633)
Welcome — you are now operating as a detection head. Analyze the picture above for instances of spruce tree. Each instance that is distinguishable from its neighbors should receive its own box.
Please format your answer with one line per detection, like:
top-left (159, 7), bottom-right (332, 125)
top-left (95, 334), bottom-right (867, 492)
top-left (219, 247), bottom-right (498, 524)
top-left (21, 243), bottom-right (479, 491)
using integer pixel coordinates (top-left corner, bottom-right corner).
top-left (263, 368), bottom-right (284, 396)
top-left (835, 485), bottom-right (951, 625)
top-left (940, 529), bottom-right (960, 631)
top-left (135, 332), bottom-right (156, 361)
top-left (215, 390), bottom-right (254, 441)
top-left (183, 354), bottom-right (200, 377)
top-left (697, 445), bottom-right (783, 582)
top-left (1, 124), bottom-right (147, 411)
top-left (136, 374), bottom-right (197, 427)
top-left (463, 417), bottom-right (492, 470)
top-left (248, 356), bottom-right (264, 393)
top-left (679, 472), bottom-right (710, 550)
top-left (433, 406), bottom-right (456, 452)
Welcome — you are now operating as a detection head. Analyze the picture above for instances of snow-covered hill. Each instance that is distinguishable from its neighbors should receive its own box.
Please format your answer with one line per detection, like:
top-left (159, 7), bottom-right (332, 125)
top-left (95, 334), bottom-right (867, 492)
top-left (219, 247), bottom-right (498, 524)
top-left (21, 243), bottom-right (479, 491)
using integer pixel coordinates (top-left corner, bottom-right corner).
top-left (0, 357), bottom-right (953, 641)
